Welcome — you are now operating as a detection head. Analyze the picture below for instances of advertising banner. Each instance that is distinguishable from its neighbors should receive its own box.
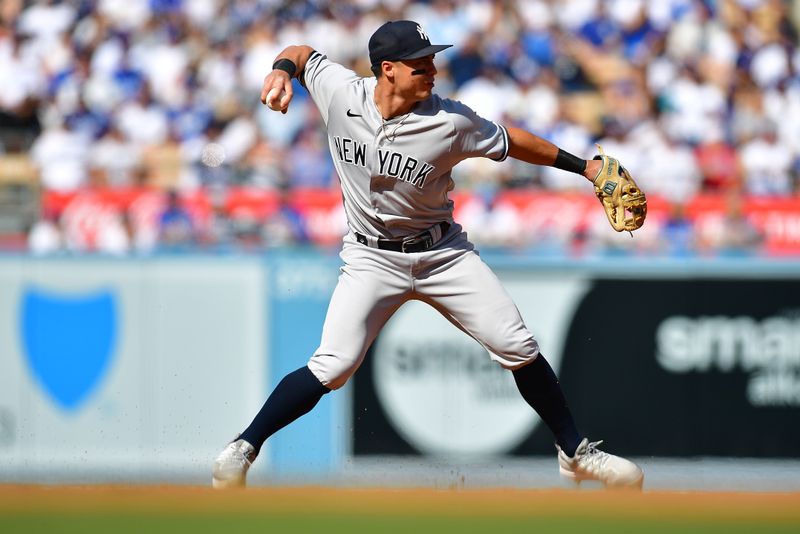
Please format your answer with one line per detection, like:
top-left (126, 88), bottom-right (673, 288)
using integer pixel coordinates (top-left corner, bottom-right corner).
top-left (42, 188), bottom-right (800, 254)
top-left (352, 273), bottom-right (800, 458)
top-left (558, 278), bottom-right (800, 457)
top-left (0, 259), bottom-right (267, 480)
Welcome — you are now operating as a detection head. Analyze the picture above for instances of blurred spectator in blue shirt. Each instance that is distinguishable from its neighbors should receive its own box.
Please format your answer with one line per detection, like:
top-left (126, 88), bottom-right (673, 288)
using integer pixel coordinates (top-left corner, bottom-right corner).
top-left (285, 126), bottom-right (335, 189)
top-left (660, 202), bottom-right (697, 257)
top-left (64, 96), bottom-right (109, 141)
top-left (579, 2), bottom-right (620, 49)
top-left (157, 189), bottom-right (194, 249)
top-left (448, 33), bottom-right (485, 89)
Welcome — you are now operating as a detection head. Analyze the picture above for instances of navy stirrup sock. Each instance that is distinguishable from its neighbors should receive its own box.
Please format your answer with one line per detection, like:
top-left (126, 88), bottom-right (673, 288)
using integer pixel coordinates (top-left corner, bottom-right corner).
top-left (239, 365), bottom-right (330, 454)
top-left (512, 354), bottom-right (582, 457)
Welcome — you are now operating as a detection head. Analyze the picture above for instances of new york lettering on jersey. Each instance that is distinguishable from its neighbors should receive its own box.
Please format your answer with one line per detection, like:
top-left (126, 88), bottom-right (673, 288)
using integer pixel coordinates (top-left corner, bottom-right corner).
top-left (377, 148), bottom-right (435, 188)
top-left (332, 136), bottom-right (435, 188)
top-left (332, 136), bottom-right (367, 168)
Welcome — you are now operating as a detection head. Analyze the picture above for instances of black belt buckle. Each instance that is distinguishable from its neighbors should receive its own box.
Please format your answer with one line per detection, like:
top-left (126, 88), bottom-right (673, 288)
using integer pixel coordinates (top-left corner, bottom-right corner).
top-left (401, 231), bottom-right (433, 253)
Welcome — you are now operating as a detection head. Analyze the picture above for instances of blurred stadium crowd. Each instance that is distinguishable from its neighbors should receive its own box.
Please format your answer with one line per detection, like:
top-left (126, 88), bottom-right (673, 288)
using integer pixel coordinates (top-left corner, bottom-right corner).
top-left (1, 0), bottom-right (799, 256)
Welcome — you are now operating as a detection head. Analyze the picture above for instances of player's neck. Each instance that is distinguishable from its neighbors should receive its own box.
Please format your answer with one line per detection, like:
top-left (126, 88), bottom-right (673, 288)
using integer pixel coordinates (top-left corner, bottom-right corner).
top-left (373, 85), bottom-right (417, 120)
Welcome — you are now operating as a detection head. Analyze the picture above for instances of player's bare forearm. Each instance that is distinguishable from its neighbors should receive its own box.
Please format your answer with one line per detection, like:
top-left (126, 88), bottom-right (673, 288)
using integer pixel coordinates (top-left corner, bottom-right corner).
top-left (507, 127), bottom-right (558, 166)
top-left (261, 45), bottom-right (315, 113)
top-left (274, 45), bottom-right (315, 78)
top-left (506, 127), bottom-right (599, 183)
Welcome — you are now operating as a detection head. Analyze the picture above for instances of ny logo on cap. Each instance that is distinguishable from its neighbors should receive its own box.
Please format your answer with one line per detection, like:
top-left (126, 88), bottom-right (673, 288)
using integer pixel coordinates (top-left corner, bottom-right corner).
top-left (416, 25), bottom-right (429, 42)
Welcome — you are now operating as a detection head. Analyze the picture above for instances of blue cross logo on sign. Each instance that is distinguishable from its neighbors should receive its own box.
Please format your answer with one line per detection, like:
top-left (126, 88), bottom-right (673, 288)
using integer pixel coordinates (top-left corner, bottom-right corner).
top-left (20, 286), bottom-right (118, 412)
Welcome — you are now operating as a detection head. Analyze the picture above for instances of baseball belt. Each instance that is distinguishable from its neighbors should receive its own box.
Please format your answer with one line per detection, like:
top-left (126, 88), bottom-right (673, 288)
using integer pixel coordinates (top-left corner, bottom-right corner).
top-left (355, 221), bottom-right (451, 253)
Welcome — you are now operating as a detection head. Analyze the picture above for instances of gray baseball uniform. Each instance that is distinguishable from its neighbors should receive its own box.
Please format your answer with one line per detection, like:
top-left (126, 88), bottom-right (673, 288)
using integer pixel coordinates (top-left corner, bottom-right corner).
top-left (303, 52), bottom-right (539, 389)
top-left (214, 22), bottom-right (643, 491)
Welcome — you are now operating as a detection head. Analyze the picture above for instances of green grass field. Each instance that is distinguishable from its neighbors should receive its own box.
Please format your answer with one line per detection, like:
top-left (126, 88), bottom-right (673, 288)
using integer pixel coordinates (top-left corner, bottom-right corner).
top-left (1, 485), bottom-right (798, 534)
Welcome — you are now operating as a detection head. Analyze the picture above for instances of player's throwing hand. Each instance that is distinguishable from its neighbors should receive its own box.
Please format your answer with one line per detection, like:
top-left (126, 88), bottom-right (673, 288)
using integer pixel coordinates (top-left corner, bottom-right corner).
top-left (261, 63), bottom-right (294, 114)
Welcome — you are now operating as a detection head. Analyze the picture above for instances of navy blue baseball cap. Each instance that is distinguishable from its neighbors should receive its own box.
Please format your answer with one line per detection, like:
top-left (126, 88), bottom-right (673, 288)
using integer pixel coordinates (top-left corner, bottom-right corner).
top-left (369, 21), bottom-right (452, 67)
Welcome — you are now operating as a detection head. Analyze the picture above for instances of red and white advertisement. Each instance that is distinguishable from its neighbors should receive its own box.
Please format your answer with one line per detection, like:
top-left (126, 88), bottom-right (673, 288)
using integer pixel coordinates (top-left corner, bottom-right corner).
top-left (43, 188), bottom-right (800, 255)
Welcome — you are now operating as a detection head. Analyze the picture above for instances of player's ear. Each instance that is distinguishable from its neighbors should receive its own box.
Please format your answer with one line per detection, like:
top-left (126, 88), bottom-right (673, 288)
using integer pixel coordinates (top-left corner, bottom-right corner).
top-left (382, 61), bottom-right (395, 81)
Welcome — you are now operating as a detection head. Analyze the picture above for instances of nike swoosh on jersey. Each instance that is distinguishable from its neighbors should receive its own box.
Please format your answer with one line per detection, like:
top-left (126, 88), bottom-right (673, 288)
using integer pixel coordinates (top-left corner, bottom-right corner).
top-left (346, 109), bottom-right (362, 117)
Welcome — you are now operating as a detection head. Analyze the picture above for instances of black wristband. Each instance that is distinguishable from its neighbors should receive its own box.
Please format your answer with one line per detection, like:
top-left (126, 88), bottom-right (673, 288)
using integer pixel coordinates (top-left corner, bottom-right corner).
top-left (553, 148), bottom-right (587, 174)
top-left (272, 58), bottom-right (297, 78)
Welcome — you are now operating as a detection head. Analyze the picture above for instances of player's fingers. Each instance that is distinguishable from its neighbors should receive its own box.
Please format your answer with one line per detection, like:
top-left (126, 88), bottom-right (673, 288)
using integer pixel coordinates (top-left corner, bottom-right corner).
top-left (260, 74), bottom-right (282, 105)
top-left (265, 87), bottom-right (289, 113)
top-left (260, 83), bottom-right (273, 105)
top-left (265, 87), bottom-right (281, 110)
top-left (261, 73), bottom-right (293, 112)
top-left (279, 90), bottom-right (292, 111)
top-left (261, 76), bottom-right (272, 104)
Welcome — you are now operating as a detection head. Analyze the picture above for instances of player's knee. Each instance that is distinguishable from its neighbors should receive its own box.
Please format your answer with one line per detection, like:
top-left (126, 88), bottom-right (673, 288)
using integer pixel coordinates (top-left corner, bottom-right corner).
top-left (489, 339), bottom-right (539, 370)
top-left (493, 353), bottom-right (537, 371)
top-left (307, 353), bottom-right (361, 390)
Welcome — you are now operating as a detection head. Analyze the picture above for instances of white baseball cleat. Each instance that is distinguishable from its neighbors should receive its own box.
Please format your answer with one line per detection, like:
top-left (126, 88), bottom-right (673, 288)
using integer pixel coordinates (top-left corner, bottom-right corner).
top-left (557, 438), bottom-right (644, 489)
top-left (212, 437), bottom-right (257, 489)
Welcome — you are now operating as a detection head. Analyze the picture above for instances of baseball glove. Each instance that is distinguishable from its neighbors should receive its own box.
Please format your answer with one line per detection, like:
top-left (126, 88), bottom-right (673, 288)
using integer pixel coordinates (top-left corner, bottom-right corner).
top-left (592, 144), bottom-right (647, 234)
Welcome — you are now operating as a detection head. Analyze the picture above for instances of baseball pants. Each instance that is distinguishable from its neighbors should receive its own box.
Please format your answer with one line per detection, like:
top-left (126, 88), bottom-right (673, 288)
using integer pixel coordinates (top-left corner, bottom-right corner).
top-left (308, 225), bottom-right (540, 389)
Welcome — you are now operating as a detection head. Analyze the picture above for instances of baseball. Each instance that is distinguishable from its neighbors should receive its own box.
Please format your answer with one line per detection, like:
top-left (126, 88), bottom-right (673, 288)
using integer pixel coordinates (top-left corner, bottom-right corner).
top-left (201, 143), bottom-right (226, 167)
top-left (266, 87), bottom-right (285, 111)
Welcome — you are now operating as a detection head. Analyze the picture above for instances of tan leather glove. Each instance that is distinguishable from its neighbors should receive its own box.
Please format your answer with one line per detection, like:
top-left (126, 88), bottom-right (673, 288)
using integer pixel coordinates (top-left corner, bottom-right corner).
top-left (592, 144), bottom-right (647, 234)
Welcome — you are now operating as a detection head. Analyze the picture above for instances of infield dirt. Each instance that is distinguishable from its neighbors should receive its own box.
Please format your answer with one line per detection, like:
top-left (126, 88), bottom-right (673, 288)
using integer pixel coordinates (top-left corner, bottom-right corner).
top-left (1, 485), bottom-right (798, 533)
top-left (1, 484), bottom-right (799, 517)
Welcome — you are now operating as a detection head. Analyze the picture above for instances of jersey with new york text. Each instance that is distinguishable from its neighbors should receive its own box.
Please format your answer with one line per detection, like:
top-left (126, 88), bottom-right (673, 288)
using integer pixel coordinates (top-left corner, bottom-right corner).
top-left (301, 51), bottom-right (509, 239)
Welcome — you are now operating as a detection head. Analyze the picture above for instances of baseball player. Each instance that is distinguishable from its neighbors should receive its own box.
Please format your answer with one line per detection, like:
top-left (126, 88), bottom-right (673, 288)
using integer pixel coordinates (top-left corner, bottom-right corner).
top-left (213, 20), bottom-right (644, 489)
